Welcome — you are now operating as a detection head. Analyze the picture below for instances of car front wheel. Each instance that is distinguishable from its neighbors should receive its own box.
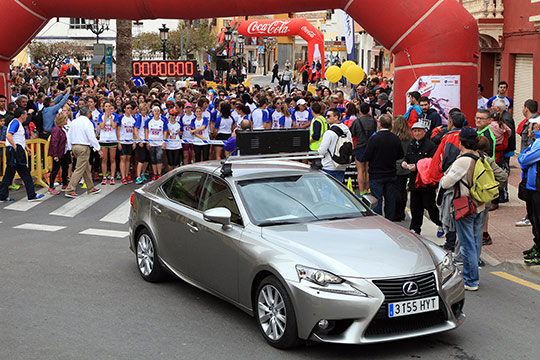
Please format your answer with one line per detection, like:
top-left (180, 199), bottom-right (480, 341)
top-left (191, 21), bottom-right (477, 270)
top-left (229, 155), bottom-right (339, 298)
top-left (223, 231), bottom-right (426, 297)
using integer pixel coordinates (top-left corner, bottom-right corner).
top-left (136, 229), bottom-right (164, 282)
top-left (256, 276), bottom-right (302, 349)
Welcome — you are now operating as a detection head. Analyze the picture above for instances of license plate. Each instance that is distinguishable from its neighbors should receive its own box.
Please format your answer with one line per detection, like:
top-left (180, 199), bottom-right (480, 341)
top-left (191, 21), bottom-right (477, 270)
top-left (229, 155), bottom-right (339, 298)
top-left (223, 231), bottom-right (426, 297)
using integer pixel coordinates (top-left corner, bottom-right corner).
top-left (388, 296), bottom-right (439, 318)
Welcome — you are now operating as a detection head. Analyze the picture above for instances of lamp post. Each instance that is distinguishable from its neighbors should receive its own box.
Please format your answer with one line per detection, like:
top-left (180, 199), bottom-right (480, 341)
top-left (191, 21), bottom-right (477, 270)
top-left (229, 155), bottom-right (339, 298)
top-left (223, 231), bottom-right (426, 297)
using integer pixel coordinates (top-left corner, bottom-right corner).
top-left (263, 37), bottom-right (268, 76)
top-left (159, 24), bottom-right (169, 60)
top-left (237, 35), bottom-right (245, 84)
top-left (224, 26), bottom-right (232, 90)
top-left (86, 18), bottom-right (110, 44)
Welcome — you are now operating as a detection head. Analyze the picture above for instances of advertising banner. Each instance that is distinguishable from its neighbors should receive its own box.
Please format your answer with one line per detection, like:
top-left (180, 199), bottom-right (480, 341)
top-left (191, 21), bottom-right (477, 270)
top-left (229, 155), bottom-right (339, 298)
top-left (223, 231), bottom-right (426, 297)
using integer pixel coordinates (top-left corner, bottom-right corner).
top-left (406, 75), bottom-right (461, 125)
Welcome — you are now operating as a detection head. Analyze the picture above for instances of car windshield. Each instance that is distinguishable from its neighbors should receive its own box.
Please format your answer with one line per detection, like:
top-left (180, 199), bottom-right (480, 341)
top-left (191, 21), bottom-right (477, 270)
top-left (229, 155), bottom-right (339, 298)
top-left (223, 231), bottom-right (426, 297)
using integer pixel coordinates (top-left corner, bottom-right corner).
top-left (237, 174), bottom-right (369, 226)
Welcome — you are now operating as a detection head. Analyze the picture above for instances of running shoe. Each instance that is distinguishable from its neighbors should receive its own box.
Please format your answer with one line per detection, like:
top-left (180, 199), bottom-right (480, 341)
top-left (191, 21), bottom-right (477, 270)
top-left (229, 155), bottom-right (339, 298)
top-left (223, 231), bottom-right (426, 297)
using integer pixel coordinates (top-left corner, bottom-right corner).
top-left (8, 184), bottom-right (20, 191)
top-left (464, 284), bottom-right (479, 291)
top-left (524, 255), bottom-right (540, 266)
top-left (141, 174), bottom-right (148, 181)
top-left (101, 178), bottom-right (107, 185)
top-left (516, 217), bottom-right (531, 227)
top-left (48, 188), bottom-right (60, 195)
top-left (110, 179), bottom-right (115, 185)
top-left (135, 177), bottom-right (144, 184)
top-left (28, 194), bottom-right (45, 202)
top-left (157, 174), bottom-right (162, 179)
top-left (121, 178), bottom-right (128, 185)
top-left (482, 233), bottom-right (493, 246)
top-left (151, 175), bottom-right (158, 182)
top-left (0, 198), bottom-right (15, 202)
top-left (127, 175), bottom-right (134, 184)
top-left (437, 226), bottom-right (445, 238)
top-left (523, 245), bottom-right (537, 256)
top-left (87, 188), bottom-right (101, 195)
top-left (65, 192), bottom-right (79, 198)
top-left (61, 185), bottom-right (68, 190)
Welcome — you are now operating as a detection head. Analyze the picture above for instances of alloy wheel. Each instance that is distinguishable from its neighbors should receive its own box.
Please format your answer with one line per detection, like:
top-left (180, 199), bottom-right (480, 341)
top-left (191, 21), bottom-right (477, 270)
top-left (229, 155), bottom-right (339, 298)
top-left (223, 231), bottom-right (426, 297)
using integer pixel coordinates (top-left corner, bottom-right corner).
top-left (137, 233), bottom-right (154, 276)
top-left (257, 284), bottom-right (287, 341)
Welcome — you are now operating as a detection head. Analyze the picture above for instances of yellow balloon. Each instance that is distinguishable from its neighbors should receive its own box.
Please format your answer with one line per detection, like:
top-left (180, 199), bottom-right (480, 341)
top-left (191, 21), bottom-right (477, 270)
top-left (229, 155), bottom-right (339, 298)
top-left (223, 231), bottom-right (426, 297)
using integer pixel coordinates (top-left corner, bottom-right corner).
top-left (325, 66), bottom-right (342, 83)
top-left (341, 60), bottom-right (356, 74)
top-left (345, 65), bottom-right (366, 85)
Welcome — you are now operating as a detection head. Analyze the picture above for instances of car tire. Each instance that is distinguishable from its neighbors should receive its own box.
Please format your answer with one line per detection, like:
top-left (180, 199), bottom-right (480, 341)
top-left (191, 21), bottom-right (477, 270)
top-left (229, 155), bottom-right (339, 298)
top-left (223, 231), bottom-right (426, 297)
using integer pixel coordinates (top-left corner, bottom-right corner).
top-left (255, 276), bottom-right (303, 349)
top-left (136, 229), bottom-right (165, 282)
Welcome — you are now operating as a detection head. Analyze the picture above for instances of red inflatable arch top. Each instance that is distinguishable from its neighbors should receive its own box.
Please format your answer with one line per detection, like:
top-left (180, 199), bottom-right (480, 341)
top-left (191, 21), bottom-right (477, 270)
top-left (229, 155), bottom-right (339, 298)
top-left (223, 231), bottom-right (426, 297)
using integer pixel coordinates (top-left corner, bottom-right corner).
top-left (234, 18), bottom-right (326, 74)
top-left (0, 0), bottom-right (478, 118)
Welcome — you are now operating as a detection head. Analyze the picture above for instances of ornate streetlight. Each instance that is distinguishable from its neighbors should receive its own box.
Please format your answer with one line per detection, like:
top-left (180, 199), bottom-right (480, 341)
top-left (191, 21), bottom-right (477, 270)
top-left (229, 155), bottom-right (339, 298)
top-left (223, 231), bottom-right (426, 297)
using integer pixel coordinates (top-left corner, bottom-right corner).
top-left (224, 26), bottom-right (232, 89)
top-left (159, 24), bottom-right (169, 60)
top-left (86, 18), bottom-right (110, 44)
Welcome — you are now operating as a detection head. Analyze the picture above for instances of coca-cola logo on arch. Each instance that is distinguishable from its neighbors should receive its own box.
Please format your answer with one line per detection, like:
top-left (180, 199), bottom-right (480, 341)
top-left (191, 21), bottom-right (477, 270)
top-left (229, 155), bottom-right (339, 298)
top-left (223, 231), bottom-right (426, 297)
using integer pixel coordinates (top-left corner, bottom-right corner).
top-left (301, 26), bottom-right (315, 38)
top-left (246, 20), bottom-right (291, 35)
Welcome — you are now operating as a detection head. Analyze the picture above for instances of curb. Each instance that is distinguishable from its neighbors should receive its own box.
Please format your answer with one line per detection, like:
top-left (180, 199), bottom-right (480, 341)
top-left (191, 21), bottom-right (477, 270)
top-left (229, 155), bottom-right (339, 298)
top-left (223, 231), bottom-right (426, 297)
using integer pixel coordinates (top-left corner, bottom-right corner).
top-left (500, 260), bottom-right (540, 280)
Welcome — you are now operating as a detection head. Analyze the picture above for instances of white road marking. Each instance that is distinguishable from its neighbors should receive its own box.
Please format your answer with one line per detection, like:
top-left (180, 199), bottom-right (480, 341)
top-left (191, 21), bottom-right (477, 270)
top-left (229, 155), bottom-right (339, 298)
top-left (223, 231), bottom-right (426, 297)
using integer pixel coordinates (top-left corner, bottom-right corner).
top-left (14, 223), bottom-right (66, 232)
top-left (5, 188), bottom-right (49, 212)
top-left (50, 185), bottom-right (119, 218)
top-left (79, 228), bottom-right (129, 238)
top-left (100, 200), bottom-right (130, 224)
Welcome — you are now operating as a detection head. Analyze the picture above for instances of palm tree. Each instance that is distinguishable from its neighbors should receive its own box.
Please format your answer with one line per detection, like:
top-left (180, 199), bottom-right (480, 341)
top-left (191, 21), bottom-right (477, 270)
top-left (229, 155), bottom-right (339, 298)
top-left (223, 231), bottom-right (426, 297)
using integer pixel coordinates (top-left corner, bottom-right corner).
top-left (116, 19), bottom-right (132, 86)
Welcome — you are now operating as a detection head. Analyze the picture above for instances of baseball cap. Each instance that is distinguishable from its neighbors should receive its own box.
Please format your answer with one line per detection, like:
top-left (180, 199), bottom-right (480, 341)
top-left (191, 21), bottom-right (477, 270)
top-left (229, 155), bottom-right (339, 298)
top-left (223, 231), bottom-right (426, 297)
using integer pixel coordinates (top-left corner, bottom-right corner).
top-left (411, 122), bottom-right (427, 130)
top-left (459, 127), bottom-right (478, 140)
top-left (297, 99), bottom-right (307, 105)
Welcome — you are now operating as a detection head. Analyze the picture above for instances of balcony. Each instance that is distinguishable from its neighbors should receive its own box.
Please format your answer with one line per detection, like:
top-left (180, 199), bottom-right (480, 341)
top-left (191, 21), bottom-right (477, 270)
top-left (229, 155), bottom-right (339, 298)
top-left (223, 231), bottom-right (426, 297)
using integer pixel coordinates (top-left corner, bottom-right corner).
top-left (460, 0), bottom-right (504, 19)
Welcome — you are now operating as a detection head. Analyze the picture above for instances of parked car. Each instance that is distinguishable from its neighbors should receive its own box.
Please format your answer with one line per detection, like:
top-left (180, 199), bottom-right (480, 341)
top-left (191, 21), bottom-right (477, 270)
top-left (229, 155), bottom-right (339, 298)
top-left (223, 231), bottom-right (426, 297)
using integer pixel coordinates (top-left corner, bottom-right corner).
top-left (129, 160), bottom-right (465, 348)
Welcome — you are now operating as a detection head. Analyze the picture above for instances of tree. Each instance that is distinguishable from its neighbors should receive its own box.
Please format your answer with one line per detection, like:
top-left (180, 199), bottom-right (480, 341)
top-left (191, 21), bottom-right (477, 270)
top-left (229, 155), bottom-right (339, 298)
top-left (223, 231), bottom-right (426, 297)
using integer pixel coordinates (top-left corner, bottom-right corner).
top-left (116, 19), bottom-right (133, 85)
top-left (132, 20), bottom-right (217, 63)
top-left (28, 41), bottom-right (87, 80)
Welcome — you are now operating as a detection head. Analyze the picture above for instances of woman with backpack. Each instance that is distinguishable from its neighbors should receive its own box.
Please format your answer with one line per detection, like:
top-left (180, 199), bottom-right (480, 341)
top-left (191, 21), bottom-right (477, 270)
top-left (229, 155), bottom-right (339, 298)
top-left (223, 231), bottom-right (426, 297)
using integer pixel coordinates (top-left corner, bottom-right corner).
top-left (440, 128), bottom-right (487, 291)
top-left (317, 108), bottom-right (352, 182)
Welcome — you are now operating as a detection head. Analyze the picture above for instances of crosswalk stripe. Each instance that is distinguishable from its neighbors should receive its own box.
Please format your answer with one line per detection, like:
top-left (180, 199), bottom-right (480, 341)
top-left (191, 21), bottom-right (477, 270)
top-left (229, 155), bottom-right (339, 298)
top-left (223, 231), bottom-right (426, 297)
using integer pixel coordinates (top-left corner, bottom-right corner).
top-left (79, 228), bottom-right (129, 238)
top-left (4, 188), bottom-right (49, 212)
top-left (13, 223), bottom-right (66, 232)
top-left (50, 185), bottom-right (120, 218)
top-left (100, 200), bottom-right (130, 224)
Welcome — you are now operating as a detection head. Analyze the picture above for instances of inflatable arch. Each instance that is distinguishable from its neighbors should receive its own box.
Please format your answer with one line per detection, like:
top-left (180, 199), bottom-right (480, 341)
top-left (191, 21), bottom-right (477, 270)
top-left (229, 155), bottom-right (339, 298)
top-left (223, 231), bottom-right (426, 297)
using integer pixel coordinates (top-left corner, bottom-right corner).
top-left (0, 0), bottom-right (478, 118)
top-left (234, 18), bottom-right (326, 74)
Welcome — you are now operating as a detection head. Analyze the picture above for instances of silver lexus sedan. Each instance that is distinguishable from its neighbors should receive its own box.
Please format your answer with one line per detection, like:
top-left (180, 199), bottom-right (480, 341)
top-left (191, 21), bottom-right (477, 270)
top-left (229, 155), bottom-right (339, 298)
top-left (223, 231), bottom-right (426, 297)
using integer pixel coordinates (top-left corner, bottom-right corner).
top-left (128, 160), bottom-right (465, 349)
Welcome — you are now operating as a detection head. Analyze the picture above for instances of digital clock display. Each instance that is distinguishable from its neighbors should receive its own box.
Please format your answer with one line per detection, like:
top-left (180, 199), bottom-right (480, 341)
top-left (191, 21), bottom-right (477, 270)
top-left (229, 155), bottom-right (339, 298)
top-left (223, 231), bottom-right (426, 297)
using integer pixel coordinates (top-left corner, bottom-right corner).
top-left (132, 60), bottom-right (197, 77)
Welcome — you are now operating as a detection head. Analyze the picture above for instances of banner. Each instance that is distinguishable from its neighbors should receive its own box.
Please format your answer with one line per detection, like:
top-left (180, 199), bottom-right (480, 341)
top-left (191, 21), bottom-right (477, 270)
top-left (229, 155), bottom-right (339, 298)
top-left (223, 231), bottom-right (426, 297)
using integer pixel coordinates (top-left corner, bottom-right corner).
top-left (406, 75), bottom-right (461, 125)
top-left (343, 13), bottom-right (355, 61)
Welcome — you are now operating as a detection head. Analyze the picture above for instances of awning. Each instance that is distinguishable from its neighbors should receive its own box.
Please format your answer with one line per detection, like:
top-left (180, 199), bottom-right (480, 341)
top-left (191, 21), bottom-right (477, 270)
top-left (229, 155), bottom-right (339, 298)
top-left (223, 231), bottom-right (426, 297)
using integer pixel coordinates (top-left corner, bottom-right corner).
top-left (90, 54), bottom-right (104, 65)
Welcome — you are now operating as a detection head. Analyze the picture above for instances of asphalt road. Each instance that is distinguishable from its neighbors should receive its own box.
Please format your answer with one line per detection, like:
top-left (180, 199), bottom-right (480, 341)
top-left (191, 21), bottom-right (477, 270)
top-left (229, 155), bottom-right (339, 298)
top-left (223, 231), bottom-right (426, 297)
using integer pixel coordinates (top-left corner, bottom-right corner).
top-left (1, 183), bottom-right (539, 360)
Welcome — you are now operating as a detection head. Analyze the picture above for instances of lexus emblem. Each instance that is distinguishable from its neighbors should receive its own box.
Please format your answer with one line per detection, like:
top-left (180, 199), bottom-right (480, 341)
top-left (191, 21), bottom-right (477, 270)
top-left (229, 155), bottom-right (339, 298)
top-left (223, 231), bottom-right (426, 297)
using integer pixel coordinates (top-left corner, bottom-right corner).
top-left (402, 281), bottom-right (419, 296)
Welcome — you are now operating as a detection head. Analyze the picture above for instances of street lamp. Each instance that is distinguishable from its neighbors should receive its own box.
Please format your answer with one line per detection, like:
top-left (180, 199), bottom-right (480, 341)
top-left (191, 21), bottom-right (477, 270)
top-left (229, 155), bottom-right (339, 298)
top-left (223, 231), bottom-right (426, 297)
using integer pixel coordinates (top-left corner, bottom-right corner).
top-left (224, 26), bottom-right (232, 89)
top-left (263, 37), bottom-right (268, 76)
top-left (237, 35), bottom-right (245, 83)
top-left (86, 18), bottom-right (110, 44)
top-left (159, 23), bottom-right (169, 60)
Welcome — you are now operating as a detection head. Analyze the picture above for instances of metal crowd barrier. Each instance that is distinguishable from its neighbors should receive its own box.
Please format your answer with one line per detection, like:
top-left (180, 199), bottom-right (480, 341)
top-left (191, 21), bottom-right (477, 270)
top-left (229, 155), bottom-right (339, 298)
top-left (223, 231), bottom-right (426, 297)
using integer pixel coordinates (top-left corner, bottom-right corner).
top-left (0, 139), bottom-right (52, 188)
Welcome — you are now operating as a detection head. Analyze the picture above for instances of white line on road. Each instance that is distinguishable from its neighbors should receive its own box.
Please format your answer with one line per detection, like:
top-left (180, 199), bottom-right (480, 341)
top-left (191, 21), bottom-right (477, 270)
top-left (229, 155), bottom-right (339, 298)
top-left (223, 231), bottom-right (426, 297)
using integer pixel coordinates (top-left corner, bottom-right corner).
top-left (13, 223), bottom-right (66, 232)
top-left (79, 228), bottom-right (129, 238)
top-left (50, 185), bottom-right (119, 218)
top-left (5, 188), bottom-right (49, 212)
top-left (100, 200), bottom-right (130, 224)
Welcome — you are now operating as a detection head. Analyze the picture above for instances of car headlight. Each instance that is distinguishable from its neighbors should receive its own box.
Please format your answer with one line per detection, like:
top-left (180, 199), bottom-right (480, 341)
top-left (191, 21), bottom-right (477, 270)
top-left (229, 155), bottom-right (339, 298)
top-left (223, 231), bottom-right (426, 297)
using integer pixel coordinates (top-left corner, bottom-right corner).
top-left (438, 253), bottom-right (457, 284)
top-left (296, 265), bottom-right (344, 286)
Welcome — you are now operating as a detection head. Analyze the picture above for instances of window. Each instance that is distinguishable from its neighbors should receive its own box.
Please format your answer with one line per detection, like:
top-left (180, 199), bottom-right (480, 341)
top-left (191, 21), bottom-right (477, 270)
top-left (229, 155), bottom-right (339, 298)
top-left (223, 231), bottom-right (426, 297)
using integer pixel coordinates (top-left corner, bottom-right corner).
top-left (69, 18), bottom-right (87, 30)
top-left (200, 176), bottom-right (242, 225)
top-left (162, 171), bottom-right (206, 209)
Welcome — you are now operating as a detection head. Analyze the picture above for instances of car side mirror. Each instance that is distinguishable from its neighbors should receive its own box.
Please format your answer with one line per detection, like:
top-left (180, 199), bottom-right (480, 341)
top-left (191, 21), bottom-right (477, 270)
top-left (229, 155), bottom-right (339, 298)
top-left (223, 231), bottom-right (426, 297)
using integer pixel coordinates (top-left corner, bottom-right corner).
top-left (360, 194), bottom-right (378, 210)
top-left (203, 207), bottom-right (232, 230)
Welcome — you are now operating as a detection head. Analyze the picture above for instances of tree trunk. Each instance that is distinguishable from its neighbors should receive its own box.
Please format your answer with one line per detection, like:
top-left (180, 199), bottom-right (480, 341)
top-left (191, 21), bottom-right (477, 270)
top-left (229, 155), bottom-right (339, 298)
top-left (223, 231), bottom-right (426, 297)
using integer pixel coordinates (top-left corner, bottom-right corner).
top-left (116, 20), bottom-right (132, 86)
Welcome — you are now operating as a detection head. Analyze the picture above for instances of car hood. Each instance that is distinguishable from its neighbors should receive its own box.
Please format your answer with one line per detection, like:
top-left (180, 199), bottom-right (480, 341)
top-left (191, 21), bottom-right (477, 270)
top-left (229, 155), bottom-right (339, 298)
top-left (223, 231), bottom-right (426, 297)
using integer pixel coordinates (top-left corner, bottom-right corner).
top-left (261, 216), bottom-right (436, 279)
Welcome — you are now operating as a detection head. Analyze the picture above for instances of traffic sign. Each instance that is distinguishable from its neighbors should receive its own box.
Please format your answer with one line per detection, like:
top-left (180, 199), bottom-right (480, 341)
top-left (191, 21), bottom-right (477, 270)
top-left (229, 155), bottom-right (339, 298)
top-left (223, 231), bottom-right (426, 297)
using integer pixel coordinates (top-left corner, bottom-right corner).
top-left (257, 46), bottom-right (265, 54)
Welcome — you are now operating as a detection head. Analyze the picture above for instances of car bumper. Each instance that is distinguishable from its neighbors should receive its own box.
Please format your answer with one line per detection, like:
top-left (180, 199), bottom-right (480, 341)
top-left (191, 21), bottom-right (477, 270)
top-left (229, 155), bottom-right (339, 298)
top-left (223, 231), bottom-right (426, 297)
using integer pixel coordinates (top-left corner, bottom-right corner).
top-left (287, 270), bottom-right (465, 344)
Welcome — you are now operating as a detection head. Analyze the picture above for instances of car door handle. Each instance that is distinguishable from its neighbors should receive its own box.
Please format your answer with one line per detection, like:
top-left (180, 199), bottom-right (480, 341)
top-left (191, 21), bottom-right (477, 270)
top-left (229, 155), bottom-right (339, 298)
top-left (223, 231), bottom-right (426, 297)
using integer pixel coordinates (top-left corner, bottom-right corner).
top-left (152, 205), bottom-right (162, 214)
top-left (187, 222), bottom-right (199, 233)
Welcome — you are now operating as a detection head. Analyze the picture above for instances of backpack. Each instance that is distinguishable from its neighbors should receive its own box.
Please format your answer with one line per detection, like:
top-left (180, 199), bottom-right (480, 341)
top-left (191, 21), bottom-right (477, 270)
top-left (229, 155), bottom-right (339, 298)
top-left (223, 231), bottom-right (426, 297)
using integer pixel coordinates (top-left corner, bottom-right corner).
top-left (328, 125), bottom-right (353, 170)
top-left (461, 153), bottom-right (499, 203)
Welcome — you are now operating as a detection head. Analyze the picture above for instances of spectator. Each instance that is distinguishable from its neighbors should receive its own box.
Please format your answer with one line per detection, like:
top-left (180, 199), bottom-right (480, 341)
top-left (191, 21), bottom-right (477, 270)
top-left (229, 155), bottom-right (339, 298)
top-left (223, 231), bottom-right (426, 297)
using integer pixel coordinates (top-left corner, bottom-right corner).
top-left (404, 91), bottom-right (421, 128)
top-left (487, 81), bottom-right (513, 110)
top-left (392, 115), bottom-right (412, 222)
top-left (349, 102), bottom-right (377, 195)
top-left (363, 114), bottom-right (404, 220)
top-left (318, 108), bottom-right (352, 182)
top-left (47, 113), bottom-right (70, 194)
top-left (418, 96), bottom-right (442, 138)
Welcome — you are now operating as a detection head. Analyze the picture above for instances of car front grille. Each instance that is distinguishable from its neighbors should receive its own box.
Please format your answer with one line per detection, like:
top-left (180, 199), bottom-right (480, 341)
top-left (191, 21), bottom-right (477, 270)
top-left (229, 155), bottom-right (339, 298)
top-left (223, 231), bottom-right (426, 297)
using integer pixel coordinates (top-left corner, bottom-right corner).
top-left (364, 272), bottom-right (447, 337)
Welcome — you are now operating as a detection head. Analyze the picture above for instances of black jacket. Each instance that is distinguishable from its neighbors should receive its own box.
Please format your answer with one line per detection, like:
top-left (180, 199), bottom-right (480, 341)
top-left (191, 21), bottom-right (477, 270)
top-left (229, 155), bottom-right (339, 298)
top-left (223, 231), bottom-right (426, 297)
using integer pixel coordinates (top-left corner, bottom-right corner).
top-left (404, 136), bottom-right (437, 190)
top-left (363, 130), bottom-right (404, 179)
top-left (418, 108), bottom-right (442, 138)
top-left (501, 110), bottom-right (516, 153)
top-left (349, 115), bottom-right (377, 150)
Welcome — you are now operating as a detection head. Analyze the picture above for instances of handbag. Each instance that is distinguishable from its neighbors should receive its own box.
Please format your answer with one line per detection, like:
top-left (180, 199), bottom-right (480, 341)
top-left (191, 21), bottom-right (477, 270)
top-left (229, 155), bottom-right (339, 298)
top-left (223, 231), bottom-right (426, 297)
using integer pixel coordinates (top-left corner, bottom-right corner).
top-left (518, 179), bottom-right (530, 202)
top-left (453, 195), bottom-right (476, 221)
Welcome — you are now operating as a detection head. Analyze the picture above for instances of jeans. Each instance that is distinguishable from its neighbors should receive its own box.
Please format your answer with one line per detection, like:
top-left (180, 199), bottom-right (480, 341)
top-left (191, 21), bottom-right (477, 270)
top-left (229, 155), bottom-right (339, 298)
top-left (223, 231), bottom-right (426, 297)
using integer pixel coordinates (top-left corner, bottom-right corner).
top-left (282, 80), bottom-right (291, 93)
top-left (455, 211), bottom-right (484, 287)
top-left (369, 176), bottom-right (397, 220)
top-left (323, 169), bottom-right (345, 183)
